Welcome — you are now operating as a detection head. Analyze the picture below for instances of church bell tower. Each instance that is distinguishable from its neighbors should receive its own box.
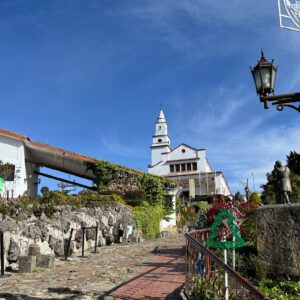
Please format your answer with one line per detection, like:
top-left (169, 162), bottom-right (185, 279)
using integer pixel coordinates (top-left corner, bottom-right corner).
top-left (151, 110), bottom-right (171, 166)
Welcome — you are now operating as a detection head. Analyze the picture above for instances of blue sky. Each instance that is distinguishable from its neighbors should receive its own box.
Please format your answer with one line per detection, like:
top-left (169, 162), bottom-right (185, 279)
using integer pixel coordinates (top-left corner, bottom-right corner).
top-left (1, 0), bottom-right (300, 194)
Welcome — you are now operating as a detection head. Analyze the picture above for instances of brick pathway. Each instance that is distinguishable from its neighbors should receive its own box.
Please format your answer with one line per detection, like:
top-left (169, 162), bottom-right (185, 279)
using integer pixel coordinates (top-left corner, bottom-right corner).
top-left (108, 245), bottom-right (185, 300)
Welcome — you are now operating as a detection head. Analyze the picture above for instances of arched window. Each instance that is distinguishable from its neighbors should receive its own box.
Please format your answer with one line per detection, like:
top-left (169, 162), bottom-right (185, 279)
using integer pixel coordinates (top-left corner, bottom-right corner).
top-left (158, 139), bottom-right (162, 143)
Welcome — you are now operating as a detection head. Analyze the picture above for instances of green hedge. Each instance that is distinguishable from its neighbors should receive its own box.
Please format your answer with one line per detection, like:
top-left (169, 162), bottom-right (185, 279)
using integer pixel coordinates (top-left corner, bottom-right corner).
top-left (133, 205), bottom-right (164, 239)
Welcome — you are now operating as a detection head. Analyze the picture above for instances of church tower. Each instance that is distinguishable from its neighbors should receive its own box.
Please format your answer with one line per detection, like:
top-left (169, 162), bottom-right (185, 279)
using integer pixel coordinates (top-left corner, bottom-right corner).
top-left (151, 110), bottom-right (171, 166)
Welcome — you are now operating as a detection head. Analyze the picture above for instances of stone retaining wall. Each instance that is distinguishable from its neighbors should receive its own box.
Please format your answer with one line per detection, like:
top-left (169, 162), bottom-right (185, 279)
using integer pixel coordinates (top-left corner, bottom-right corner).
top-left (255, 203), bottom-right (300, 280)
top-left (0, 200), bottom-right (135, 270)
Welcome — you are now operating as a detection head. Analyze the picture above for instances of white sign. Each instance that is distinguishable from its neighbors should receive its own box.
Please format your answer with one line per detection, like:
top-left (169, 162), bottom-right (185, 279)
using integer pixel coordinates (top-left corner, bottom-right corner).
top-left (278, 0), bottom-right (300, 32)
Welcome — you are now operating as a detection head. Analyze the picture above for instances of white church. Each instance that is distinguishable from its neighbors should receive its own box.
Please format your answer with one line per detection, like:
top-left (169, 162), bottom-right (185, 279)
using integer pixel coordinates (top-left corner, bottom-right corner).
top-left (148, 110), bottom-right (231, 200)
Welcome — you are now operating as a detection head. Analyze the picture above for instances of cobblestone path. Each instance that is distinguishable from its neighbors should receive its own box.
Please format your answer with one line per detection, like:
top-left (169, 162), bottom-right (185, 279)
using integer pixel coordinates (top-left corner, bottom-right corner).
top-left (107, 245), bottom-right (185, 300)
top-left (0, 234), bottom-right (185, 299)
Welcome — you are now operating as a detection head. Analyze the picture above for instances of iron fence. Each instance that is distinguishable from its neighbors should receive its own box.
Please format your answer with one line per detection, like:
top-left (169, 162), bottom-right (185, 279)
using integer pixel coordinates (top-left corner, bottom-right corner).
top-left (185, 229), bottom-right (270, 300)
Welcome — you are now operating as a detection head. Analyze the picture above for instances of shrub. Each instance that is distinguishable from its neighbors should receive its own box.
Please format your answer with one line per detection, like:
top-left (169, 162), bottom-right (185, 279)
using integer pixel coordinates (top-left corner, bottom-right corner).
top-left (124, 199), bottom-right (144, 207)
top-left (237, 252), bottom-right (266, 281)
top-left (260, 280), bottom-right (300, 300)
top-left (139, 173), bottom-right (166, 206)
top-left (124, 190), bottom-right (145, 200)
top-left (133, 205), bottom-right (164, 239)
top-left (78, 193), bottom-right (126, 205)
top-left (249, 192), bottom-right (261, 205)
top-left (241, 210), bottom-right (257, 246)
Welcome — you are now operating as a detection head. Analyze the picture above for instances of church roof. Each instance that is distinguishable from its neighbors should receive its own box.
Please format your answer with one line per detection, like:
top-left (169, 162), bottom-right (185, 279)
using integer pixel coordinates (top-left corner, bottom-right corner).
top-left (167, 143), bottom-right (205, 153)
top-left (156, 110), bottom-right (166, 123)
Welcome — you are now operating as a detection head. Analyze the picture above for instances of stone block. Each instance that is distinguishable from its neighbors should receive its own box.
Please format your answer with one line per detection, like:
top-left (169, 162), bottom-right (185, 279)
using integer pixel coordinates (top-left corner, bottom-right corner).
top-left (19, 255), bottom-right (36, 273)
top-left (36, 254), bottom-right (55, 269)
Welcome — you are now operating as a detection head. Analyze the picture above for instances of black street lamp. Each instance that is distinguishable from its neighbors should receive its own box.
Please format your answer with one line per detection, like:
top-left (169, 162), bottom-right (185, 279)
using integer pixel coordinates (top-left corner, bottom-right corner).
top-left (251, 50), bottom-right (300, 112)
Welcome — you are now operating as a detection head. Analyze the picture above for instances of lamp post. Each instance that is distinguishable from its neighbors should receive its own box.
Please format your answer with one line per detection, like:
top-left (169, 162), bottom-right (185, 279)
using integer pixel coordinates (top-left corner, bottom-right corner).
top-left (250, 50), bottom-right (300, 112)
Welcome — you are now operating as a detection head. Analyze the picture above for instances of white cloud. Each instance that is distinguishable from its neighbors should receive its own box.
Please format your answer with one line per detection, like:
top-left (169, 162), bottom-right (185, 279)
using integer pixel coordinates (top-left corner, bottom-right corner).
top-left (109, 1), bottom-right (274, 59)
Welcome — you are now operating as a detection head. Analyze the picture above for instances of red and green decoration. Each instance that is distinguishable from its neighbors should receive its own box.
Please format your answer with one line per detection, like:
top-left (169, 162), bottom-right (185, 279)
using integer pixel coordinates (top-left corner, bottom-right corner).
top-left (0, 177), bottom-right (4, 192)
top-left (204, 209), bottom-right (247, 249)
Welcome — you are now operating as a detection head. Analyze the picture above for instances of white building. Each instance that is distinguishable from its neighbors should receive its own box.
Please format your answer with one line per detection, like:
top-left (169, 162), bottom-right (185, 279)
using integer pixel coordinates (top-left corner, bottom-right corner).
top-left (148, 110), bottom-right (231, 201)
top-left (0, 129), bottom-right (96, 199)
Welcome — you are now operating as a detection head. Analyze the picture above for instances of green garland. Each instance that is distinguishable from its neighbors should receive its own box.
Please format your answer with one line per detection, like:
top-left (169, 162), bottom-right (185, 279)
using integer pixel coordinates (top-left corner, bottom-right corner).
top-left (204, 209), bottom-right (247, 249)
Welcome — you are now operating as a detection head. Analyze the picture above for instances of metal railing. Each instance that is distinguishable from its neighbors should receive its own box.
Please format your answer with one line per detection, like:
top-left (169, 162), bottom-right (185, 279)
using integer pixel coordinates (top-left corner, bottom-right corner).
top-left (64, 223), bottom-right (99, 260)
top-left (185, 229), bottom-right (270, 300)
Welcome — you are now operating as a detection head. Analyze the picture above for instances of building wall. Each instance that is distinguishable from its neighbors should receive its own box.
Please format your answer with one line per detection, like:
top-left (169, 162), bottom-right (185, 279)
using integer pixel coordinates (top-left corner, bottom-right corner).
top-left (151, 145), bottom-right (169, 167)
top-left (149, 143), bottom-right (231, 197)
top-left (25, 162), bottom-right (39, 198)
top-left (0, 136), bottom-right (27, 198)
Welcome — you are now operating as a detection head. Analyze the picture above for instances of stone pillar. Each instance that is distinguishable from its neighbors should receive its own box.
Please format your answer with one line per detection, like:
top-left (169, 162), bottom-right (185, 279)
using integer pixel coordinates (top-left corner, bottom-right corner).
top-left (255, 204), bottom-right (300, 280)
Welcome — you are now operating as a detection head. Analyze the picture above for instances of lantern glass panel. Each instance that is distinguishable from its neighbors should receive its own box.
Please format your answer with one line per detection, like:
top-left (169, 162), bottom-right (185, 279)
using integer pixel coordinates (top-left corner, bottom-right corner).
top-left (271, 67), bottom-right (277, 91)
top-left (253, 69), bottom-right (262, 92)
top-left (261, 67), bottom-right (271, 90)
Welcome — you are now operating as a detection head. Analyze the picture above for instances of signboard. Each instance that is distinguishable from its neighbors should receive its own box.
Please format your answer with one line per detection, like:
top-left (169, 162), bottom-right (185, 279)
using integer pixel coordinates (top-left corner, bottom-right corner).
top-left (278, 0), bottom-right (300, 32)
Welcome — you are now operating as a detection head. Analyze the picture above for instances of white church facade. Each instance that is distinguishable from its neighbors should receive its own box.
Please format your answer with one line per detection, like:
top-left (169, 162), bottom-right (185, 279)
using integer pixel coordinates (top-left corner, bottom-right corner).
top-left (148, 110), bottom-right (231, 201)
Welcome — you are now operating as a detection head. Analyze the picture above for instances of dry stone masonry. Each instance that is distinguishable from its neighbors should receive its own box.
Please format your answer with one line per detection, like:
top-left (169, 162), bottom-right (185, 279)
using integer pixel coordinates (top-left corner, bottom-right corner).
top-left (255, 203), bottom-right (300, 280)
top-left (0, 200), bottom-right (135, 271)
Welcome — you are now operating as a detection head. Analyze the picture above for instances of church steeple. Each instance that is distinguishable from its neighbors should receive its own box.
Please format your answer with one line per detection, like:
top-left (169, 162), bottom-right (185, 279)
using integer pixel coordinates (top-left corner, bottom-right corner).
top-left (150, 110), bottom-right (171, 166)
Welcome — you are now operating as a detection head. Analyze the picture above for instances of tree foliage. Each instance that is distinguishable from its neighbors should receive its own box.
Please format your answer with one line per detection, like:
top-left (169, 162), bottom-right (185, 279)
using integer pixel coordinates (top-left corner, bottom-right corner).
top-left (249, 192), bottom-right (261, 205)
top-left (287, 151), bottom-right (300, 175)
top-left (0, 160), bottom-right (15, 181)
top-left (234, 191), bottom-right (243, 202)
top-left (133, 204), bottom-right (164, 239)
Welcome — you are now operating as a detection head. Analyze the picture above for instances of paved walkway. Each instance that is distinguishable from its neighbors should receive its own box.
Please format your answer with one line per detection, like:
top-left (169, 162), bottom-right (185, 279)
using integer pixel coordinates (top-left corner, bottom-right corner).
top-left (0, 234), bottom-right (185, 299)
top-left (107, 245), bottom-right (185, 300)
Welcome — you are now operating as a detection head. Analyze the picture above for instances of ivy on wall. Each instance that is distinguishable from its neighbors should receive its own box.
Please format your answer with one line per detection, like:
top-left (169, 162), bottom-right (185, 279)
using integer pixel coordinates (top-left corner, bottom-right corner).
top-left (86, 160), bottom-right (178, 207)
top-left (133, 204), bottom-right (164, 239)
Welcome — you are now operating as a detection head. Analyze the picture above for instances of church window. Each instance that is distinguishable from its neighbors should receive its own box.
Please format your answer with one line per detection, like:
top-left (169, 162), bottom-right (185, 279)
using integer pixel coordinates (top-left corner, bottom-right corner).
top-left (187, 163), bottom-right (192, 171)
top-left (181, 149), bottom-right (186, 153)
top-left (193, 163), bottom-right (197, 171)
top-left (175, 164), bottom-right (180, 172)
top-left (159, 126), bottom-right (161, 131)
top-left (158, 139), bottom-right (162, 143)
top-left (170, 165), bottom-right (174, 173)
top-left (181, 164), bottom-right (186, 171)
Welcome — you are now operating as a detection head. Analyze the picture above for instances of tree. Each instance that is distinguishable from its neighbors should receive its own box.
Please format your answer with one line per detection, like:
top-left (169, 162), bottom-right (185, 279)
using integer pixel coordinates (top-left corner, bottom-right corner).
top-left (249, 192), bottom-right (261, 205)
top-left (287, 151), bottom-right (300, 175)
top-left (234, 191), bottom-right (243, 202)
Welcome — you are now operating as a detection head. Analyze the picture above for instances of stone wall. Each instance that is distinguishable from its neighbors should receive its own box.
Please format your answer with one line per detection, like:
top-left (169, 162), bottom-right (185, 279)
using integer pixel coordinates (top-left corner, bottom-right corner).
top-left (255, 204), bottom-right (300, 280)
top-left (0, 200), bottom-right (135, 270)
top-left (105, 171), bottom-right (141, 194)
